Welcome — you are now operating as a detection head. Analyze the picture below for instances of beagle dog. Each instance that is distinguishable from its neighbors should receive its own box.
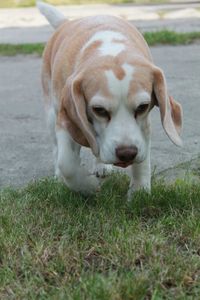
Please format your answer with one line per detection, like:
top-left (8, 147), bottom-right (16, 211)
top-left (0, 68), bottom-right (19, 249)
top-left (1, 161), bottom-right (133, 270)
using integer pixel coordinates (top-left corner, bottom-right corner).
top-left (37, 1), bottom-right (182, 198)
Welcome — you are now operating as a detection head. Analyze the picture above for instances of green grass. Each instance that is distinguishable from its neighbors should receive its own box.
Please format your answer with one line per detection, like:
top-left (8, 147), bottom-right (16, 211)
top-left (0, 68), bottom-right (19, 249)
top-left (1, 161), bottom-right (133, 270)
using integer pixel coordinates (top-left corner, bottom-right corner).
top-left (1, 30), bottom-right (200, 56)
top-left (0, 0), bottom-right (167, 9)
top-left (0, 175), bottom-right (200, 299)
top-left (0, 43), bottom-right (44, 56)
top-left (144, 30), bottom-right (200, 46)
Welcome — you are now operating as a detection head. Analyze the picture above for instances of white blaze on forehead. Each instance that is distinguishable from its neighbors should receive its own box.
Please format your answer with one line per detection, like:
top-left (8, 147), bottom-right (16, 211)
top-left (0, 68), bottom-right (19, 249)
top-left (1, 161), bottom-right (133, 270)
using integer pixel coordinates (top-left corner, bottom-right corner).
top-left (105, 63), bottom-right (135, 100)
top-left (82, 30), bottom-right (126, 56)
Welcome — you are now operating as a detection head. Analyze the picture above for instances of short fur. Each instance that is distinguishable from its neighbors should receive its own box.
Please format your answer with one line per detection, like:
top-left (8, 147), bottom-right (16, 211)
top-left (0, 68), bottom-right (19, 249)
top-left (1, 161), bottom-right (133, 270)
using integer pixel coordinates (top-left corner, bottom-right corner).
top-left (37, 1), bottom-right (183, 198)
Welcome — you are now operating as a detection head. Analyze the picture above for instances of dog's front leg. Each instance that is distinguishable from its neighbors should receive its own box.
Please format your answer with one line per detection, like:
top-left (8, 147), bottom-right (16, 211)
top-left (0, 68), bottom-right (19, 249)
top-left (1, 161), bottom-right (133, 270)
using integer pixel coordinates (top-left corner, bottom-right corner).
top-left (55, 129), bottom-right (100, 194)
top-left (127, 142), bottom-right (151, 200)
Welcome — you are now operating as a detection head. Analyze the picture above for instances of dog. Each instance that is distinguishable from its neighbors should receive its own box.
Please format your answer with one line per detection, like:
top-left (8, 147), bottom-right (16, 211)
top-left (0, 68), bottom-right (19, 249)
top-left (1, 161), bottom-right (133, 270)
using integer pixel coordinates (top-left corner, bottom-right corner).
top-left (37, 1), bottom-right (182, 198)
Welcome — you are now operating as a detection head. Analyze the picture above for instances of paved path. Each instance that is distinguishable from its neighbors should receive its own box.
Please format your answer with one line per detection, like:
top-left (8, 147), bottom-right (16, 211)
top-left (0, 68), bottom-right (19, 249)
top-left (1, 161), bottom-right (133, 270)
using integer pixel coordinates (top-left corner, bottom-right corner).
top-left (0, 45), bottom-right (199, 187)
top-left (0, 3), bottom-right (200, 44)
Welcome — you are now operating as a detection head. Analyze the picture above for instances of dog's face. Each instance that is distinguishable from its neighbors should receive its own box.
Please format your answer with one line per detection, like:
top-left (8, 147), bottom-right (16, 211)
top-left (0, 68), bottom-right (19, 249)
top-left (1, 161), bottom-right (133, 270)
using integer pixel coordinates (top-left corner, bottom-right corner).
top-left (85, 62), bottom-right (152, 167)
top-left (61, 55), bottom-right (182, 166)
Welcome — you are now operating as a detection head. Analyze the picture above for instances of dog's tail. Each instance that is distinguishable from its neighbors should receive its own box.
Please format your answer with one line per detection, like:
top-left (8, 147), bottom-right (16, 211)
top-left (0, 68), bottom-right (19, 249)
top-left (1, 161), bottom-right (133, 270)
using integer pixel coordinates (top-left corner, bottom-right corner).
top-left (37, 1), bottom-right (67, 29)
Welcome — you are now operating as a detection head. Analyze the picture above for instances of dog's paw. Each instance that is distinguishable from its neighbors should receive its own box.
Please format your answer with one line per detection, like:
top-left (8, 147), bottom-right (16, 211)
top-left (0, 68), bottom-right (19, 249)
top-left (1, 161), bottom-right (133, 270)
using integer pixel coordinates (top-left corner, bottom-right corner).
top-left (94, 163), bottom-right (113, 178)
top-left (127, 183), bottom-right (151, 201)
top-left (127, 185), bottom-right (135, 202)
top-left (55, 165), bottom-right (100, 194)
top-left (80, 174), bottom-right (101, 195)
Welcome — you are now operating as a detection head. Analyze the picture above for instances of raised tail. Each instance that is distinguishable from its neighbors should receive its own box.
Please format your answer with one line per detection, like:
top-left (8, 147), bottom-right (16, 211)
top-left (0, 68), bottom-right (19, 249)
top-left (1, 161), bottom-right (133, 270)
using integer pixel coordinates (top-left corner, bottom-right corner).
top-left (37, 1), bottom-right (67, 29)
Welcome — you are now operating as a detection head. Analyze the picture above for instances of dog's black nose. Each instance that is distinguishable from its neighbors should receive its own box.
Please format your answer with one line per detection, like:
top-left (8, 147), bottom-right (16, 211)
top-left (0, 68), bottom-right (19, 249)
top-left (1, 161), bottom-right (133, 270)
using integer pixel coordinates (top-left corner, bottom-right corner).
top-left (115, 146), bottom-right (138, 162)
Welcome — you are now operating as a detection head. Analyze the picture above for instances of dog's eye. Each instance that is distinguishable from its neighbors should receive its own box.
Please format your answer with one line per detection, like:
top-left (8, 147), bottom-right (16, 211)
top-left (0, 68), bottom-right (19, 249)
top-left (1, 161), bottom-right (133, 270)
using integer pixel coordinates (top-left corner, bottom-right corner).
top-left (135, 103), bottom-right (149, 118)
top-left (92, 106), bottom-right (110, 119)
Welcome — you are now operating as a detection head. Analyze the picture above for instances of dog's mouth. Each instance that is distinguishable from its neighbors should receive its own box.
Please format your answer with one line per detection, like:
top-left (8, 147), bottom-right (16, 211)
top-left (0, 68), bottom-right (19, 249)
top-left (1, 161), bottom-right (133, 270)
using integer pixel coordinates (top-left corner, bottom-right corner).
top-left (113, 161), bottom-right (133, 168)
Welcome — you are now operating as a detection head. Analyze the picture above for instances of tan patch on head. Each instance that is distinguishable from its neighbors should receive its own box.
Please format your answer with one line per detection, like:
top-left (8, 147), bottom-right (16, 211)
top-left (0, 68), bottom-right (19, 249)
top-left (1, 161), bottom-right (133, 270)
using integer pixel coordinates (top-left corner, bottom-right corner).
top-left (81, 55), bottom-right (129, 103)
top-left (128, 64), bottom-right (153, 101)
top-left (81, 41), bottom-right (126, 81)
top-left (80, 40), bottom-right (103, 62)
top-left (113, 64), bottom-right (126, 80)
top-left (82, 68), bottom-right (110, 101)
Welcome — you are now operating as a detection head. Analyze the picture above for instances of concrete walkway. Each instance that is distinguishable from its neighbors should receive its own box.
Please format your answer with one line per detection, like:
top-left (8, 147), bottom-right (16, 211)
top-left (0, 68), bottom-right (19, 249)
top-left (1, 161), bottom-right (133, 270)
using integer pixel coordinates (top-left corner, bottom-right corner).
top-left (0, 45), bottom-right (199, 187)
top-left (0, 3), bottom-right (200, 44)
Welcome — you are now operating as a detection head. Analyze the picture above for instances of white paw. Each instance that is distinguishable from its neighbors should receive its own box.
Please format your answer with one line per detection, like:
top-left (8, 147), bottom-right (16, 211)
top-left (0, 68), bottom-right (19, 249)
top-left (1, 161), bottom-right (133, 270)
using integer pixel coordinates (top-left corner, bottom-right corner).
top-left (94, 163), bottom-right (113, 178)
top-left (127, 185), bottom-right (135, 202)
top-left (56, 166), bottom-right (100, 195)
top-left (79, 174), bottom-right (100, 195)
top-left (127, 183), bottom-right (151, 201)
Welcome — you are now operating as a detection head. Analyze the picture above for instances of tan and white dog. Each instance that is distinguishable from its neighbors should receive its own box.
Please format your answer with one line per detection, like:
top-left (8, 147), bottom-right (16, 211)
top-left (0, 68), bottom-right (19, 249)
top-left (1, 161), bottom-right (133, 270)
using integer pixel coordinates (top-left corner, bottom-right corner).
top-left (37, 1), bottom-right (182, 198)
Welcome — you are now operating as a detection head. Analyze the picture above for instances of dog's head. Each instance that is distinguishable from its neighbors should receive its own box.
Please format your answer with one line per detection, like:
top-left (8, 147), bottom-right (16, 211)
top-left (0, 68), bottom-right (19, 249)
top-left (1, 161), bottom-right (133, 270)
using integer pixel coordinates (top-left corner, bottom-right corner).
top-left (60, 55), bottom-right (182, 167)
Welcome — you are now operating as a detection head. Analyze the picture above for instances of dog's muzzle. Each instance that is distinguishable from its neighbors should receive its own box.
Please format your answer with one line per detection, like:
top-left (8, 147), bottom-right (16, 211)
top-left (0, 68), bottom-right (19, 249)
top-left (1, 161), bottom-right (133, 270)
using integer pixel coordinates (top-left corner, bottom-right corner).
top-left (114, 145), bottom-right (138, 168)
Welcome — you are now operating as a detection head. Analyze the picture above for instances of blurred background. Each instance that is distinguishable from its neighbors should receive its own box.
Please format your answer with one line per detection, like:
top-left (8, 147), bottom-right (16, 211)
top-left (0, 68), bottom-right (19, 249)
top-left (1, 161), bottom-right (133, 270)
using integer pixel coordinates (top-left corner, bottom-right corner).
top-left (0, 0), bottom-right (197, 8)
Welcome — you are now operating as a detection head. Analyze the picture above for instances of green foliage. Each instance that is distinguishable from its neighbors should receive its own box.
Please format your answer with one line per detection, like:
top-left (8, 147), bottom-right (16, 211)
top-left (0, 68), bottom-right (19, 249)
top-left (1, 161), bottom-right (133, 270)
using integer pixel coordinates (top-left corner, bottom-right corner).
top-left (0, 176), bottom-right (200, 299)
top-left (0, 43), bottom-right (44, 56)
top-left (144, 30), bottom-right (200, 45)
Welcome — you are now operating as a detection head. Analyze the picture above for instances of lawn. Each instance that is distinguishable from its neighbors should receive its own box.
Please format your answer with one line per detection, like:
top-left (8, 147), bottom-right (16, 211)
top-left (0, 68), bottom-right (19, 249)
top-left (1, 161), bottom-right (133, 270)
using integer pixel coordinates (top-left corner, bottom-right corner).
top-left (0, 175), bottom-right (200, 299)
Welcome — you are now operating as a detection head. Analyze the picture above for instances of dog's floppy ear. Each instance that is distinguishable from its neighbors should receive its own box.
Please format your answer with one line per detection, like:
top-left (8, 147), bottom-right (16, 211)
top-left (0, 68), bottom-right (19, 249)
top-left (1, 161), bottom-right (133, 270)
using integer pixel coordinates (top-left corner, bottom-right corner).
top-left (60, 74), bottom-right (99, 156)
top-left (153, 66), bottom-right (183, 146)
